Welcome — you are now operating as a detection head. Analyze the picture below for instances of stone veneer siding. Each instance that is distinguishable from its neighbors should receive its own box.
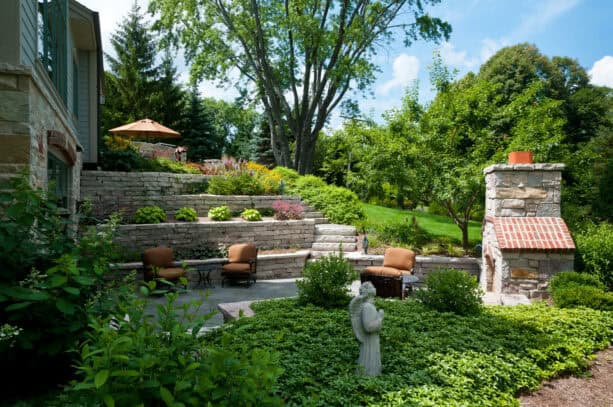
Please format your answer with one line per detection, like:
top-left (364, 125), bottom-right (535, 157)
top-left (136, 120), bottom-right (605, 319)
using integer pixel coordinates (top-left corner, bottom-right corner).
top-left (0, 63), bottom-right (81, 217)
top-left (484, 163), bottom-right (564, 217)
top-left (81, 171), bottom-right (305, 219)
top-left (114, 219), bottom-right (316, 254)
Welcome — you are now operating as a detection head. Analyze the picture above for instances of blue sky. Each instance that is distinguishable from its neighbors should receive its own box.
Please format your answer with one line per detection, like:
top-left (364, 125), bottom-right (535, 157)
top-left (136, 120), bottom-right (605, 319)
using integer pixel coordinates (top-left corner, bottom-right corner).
top-left (81, 0), bottom-right (613, 128)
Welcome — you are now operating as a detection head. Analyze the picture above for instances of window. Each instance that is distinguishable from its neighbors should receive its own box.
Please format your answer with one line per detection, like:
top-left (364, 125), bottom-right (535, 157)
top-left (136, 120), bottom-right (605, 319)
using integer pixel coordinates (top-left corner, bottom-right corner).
top-left (47, 153), bottom-right (71, 209)
top-left (38, 0), bottom-right (68, 104)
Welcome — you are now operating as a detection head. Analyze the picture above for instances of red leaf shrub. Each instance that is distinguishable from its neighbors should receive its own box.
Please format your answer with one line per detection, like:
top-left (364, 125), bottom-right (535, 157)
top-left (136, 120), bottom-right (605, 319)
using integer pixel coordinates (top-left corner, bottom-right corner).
top-left (272, 200), bottom-right (304, 220)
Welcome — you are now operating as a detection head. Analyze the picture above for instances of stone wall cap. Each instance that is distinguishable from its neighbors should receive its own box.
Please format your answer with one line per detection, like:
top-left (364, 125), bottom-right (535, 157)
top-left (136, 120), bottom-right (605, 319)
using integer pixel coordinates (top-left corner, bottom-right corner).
top-left (483, 163), bottom-right (565, 174)
top-left (0, 63), bottom-right (33, 76)
top-left (415, 255), bottom-right (480, 264)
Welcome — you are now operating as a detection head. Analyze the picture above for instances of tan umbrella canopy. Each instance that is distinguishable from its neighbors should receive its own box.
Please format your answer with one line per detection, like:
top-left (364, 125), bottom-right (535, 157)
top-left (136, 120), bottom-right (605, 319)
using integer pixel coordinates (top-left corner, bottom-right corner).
top-left (109, 118), bottom-right (180, 139)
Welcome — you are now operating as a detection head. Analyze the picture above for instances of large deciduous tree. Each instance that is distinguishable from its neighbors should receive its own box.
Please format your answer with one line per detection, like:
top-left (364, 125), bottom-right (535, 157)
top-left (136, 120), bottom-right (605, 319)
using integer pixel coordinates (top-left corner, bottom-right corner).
top-left (149, 0), bottom-right (451, 174)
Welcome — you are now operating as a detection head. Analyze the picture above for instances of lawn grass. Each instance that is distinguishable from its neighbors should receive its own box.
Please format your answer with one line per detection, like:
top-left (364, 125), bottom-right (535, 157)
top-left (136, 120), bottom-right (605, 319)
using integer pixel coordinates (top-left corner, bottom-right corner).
top-left (361, 203), bottom-right (482, 245)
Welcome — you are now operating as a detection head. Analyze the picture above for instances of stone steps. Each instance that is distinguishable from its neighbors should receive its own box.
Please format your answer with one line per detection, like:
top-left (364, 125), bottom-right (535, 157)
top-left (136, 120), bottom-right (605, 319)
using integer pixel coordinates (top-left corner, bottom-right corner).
top-left (315, 224), bottom-right (357, 236)
top-left (310, 224), bottom-right (358, 258)
top-left (315, 234), bottom-right (357, 243)
top-left (311, 242), bottom-right (357, 252)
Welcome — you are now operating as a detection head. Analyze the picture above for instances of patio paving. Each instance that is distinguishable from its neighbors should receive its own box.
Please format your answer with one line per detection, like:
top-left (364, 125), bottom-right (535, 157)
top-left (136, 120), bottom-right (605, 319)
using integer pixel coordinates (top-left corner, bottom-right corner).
top-left (143, 279), bottom-right (529, 328)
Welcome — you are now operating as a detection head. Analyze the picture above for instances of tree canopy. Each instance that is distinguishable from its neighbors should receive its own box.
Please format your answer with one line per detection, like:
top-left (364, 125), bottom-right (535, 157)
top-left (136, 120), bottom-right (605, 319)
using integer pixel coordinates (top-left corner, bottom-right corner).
top-left (150, 0), bottom-right (451, 173)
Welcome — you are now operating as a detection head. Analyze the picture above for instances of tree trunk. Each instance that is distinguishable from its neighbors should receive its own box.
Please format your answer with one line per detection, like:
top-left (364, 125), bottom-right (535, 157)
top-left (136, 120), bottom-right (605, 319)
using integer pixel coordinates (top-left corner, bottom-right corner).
top-left (295, 134), bottom-right (316, 175)
top-left (269, 118), bottom-right (291, 168)
top-left (461, 224), bottom-right (470, 251)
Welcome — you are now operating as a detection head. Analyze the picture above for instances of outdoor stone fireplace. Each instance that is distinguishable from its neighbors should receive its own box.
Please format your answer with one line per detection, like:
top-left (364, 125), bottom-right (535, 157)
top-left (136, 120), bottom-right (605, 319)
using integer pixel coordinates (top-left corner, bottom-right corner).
top-left (481, 160), bottom-right (575, 299)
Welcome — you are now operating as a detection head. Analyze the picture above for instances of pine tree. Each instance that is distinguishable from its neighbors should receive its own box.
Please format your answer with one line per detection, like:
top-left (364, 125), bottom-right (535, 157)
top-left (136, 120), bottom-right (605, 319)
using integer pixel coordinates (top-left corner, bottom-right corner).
top-left (151, 49), bottom-right (186, 132)
top-left (250, 118), bottom-right (275, 166)
top-left (102, 2), bottom-right (160, 133)
top-left (182, 84), bottom-right (221, 161)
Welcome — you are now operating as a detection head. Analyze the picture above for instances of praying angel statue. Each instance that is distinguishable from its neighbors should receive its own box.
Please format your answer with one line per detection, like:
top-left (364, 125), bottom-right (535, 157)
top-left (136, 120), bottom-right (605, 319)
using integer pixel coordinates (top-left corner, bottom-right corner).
top-left (349, 281), bottom-right (384, 376)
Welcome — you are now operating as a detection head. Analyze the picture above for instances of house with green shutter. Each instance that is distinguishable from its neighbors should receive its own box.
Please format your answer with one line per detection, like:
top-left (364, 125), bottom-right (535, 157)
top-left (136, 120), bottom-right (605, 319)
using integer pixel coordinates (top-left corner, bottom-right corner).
top-left (0, 0), bottom-right (103, 216)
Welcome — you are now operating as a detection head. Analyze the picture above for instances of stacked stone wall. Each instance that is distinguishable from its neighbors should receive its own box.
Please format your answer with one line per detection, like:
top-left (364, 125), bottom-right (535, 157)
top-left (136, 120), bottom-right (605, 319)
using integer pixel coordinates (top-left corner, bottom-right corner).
top-left (114, 219), bottom-right (316, 254)
top-left (484, 164), bottom-right (564, 217)
top-left (81, 171), bottom-right (305, 219)
top-left (346, 253), bottom-right (481, 280)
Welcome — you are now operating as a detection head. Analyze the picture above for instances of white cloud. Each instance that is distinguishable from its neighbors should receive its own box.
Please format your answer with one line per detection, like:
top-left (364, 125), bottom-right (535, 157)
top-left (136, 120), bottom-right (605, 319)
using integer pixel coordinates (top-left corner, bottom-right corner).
top-left (589, 56), bottom-right (613, 88)
top-left (440, 42), bottom-right (478, 68)
top-left (479, 38), bottom-right (508, 63)
top-left (511, 0), bottom-right (580, 39)
top-left (378, 54), bottom-right (419, 95)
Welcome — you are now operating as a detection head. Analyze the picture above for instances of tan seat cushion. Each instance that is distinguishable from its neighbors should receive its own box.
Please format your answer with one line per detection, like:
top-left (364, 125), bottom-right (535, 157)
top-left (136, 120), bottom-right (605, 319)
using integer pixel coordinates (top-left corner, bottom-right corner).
top-left (227, 243), bottom-right (258, 263)
top-left (363, 266), bottom-right (402, 278)
top-left (143, 246), bottom-right (174, 268)
top-left (157, 267), bottom-right (186, 280)
top-left (222, 262), bottom-right (252, 273)
top-left (383, 248), bottom-right (415, 271)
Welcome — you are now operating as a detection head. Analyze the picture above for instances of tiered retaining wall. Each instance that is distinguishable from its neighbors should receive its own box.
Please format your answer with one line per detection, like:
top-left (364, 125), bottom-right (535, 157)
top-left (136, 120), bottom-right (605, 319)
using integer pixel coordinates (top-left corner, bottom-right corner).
top-left (81, 171), bottom-right (303, 219)
top-left (115, 219), bottom-right (316, 253)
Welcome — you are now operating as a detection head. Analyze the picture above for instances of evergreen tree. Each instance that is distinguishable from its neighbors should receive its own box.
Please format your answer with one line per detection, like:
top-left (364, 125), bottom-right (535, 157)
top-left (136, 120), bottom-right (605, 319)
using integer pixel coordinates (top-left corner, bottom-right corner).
top-left (250, 118), bottom-right (275, 166)
top-left (151, 49), bottom-right (186, 133)
top-left (182, 84), bottom-right (220, 161)
top-left (102, 2), bottom-right (159, 133)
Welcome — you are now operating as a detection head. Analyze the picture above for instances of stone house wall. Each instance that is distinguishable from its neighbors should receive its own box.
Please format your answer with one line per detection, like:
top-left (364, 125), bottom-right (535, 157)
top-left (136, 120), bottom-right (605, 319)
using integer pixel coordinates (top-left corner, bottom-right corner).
top-left (114, 219), bottom-right (316, 254)
top-left (0, 64), bottom-right (81, 217)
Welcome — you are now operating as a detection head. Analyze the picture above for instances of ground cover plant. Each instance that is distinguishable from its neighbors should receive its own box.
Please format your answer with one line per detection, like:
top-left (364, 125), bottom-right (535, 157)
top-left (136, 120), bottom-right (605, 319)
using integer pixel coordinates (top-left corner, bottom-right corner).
top-left (205, 299), bottom-right (613, 406)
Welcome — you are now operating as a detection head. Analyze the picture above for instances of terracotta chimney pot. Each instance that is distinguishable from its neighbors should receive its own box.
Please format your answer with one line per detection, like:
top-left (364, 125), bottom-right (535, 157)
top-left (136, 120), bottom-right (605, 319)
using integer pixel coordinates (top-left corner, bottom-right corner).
top-left (508, 151), bottom-right (533, 164)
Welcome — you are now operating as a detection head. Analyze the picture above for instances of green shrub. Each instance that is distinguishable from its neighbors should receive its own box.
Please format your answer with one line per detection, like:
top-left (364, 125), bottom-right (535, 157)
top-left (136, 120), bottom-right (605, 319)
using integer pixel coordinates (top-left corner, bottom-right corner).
top-left (296, 251), bottom-right (357, 308)
top-left (241, 208), bottom-right (262, 221)
top-left (291, 176), bottom-right (365, 225)
top-left (99, 148), bottom-right (142, 171)
top-left (134, 206), bottom-right (166, 224)
top-left (175, 207), bottom-right (198, 222)
top-left (0, 176), bottom-right (125, 395)
top-left (415, 268), bottom-right (483, 315)
top-left (208, 205), bottom-right (231, 221)
top-left (376, 216), bottom-right (432, 248)
top-left (270, 166), bottom-right (300, 188)
top-left (207, 173), bottom-right (265, 195)
top-left (138, 157), bottom-right (201, 174)
top-left (574, 222), bottom-right (613, 290)
top-left (69, 293), bottom-right (283, 406)
top-left (552, 284), bottom-right (613, 311)
top-left (550, 271), bottom-right (605, 291)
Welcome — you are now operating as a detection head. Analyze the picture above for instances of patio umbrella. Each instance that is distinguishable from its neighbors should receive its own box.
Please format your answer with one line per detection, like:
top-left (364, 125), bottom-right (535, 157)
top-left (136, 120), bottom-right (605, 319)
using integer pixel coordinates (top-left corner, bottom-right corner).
top-left (109, 118), bottom-right (180, 139)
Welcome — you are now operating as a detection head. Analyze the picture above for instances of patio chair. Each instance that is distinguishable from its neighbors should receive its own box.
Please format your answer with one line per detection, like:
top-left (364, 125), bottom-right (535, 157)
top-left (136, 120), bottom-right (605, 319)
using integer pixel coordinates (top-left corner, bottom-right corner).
top-left (361, 248), bottom-right (416, 298)
top-left (142, 246), bottom-right (187, 285)
top-left (221, 243), bottom-right (258, 287)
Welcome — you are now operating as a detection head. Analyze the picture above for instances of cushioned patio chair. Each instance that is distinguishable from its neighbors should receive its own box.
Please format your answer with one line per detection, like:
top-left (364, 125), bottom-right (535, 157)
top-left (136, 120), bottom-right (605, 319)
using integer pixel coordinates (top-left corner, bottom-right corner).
top-left (361, 248), bottom-right (416, 298)
top-left (142, 246), bottom-right (187, 284)
top-left (221, 243), bottom-right (258, 287)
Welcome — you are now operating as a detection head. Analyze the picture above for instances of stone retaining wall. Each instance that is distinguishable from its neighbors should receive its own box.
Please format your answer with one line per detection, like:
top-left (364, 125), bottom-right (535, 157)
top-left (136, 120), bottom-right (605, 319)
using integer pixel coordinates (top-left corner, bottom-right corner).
top-left (115, 219), bottom-right (316, 253)
top-left (346, 253), bottom-right (481, 280)
top-left (111, 250), bottom-right (310, 283)
top-left (81, 171), bottom-right (304, 219)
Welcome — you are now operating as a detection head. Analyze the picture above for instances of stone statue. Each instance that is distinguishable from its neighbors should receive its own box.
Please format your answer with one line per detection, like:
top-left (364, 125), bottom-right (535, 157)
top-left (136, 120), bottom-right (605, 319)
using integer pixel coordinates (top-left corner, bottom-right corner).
top-left (349, 281), bottom-right (384, 376)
